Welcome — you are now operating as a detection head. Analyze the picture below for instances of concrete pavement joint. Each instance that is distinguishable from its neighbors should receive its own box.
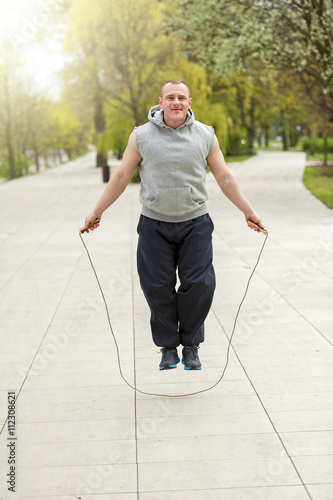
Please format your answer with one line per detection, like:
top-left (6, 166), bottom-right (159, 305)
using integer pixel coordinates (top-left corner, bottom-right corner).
top-left (0, 248), bottom-right (85, 438)
top-left (1, 151), bottom-right (331, 498)
top-left (211, 307), bottom-right (313, 500)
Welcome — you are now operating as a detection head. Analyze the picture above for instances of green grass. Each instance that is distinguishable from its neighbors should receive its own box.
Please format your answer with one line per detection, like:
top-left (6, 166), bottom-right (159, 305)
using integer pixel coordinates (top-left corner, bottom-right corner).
top-left (303, 166), bottom-right (333, 208)
top-left (256, 141), bottom-right (284, 151)
top-left (306, 152), bottom-right (333, 163)
top-left (225, 153), bottom-right (253, 163)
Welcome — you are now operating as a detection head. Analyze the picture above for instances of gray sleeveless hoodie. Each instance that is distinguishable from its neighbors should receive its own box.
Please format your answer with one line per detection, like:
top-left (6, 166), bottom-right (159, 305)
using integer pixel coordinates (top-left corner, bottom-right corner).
top-left (135, 105), bottom-right (214, 223)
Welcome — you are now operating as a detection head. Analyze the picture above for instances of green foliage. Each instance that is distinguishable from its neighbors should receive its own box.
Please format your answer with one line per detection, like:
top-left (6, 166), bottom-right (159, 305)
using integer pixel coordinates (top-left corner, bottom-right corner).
top-left (225, 153), bottom-right (253, 163)
top-left (168, 0), bottom-right (333, 107)
top-left (196, 100), bottom-right (229, 151)
top-left (52, 103), bottom-right (82, 154)
top-left (303, 166), bottom-right (333, 208)
top-left (100, 0), bottom-right (174, 126)
top-left (0, 156), bottom-right (9, 178)
top-left (104, 94), bottom-right (137, 157)
top-left (104, 117), bottom-right (134, 158)
top-left (64, 0), bottom-right (176, 167)
top-left (2, 0), bottom-right (332, 181)
top-left (256, 0), bottom-right (333, 105)
top-left (98, 113), bottom-right (134, 160)
top-left (0, 35), bottom-right (88, 179)
top-left (169, 60), bottom-right (230, 149)
top-left (302, 138), bottom-right (333, 154)
top-left (0, 150), bottom-right (28, 178)
top-left (25, 98), bottom-right (85, 166)
top-left (14, 151), bottom-right (29, 177)
top-left (167, 0), bottom-right (333, 143)
top-left (131, 169), bottom-right (141, 184)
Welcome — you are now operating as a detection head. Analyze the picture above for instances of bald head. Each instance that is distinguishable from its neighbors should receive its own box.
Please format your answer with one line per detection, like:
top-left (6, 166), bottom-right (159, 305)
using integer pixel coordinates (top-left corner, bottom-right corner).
top-left (160, 79), bottom-right (190, 98)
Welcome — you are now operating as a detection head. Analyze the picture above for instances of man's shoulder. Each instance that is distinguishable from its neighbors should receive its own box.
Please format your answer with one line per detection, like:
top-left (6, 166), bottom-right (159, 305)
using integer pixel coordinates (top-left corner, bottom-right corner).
top-left (134, 121), bottom-right (155, 137)
top-left (193, 120), bottom-right (215, 143)
top-left (193, 119), bottom-right (214, 134)
top-left (135, 121), bottom-right (150, 130)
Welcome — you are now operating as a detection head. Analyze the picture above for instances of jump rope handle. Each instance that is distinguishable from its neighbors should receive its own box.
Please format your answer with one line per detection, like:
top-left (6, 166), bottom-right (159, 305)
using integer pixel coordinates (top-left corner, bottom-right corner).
top-left (248, 220), bottom-right (268, 235)
top-left (79, 218), bottom-right (101, 234)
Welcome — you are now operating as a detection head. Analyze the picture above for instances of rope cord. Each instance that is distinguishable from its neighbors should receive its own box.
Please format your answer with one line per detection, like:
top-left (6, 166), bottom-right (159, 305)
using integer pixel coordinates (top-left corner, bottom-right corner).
top-left (79, 229), bottom-right (268, 398)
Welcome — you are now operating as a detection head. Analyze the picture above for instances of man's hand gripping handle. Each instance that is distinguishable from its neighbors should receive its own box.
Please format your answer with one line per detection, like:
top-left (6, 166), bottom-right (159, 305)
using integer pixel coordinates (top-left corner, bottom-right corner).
top-left (248, 220), bottom-right (268, 235)
top-left (79, 218), bottom-right (101, 234)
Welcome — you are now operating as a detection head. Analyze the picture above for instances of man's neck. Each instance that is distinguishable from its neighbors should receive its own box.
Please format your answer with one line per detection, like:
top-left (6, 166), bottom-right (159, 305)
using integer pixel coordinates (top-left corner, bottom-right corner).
top-left (163, 112), bottom-right (188, 129)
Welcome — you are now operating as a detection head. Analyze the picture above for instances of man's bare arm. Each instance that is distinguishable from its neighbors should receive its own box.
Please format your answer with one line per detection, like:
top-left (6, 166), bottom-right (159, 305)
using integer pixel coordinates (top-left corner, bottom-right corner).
top-left (207, 135), bottom-right (264, 231)
top-left (83, 131), bottom-right (141, 232)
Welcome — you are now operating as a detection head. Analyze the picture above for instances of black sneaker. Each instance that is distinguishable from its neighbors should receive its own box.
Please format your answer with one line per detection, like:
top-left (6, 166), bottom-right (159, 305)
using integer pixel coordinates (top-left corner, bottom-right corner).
top-left (159, 347), bottom-right (180, 370)
top-left (182, 345), bottom-right (202, 370)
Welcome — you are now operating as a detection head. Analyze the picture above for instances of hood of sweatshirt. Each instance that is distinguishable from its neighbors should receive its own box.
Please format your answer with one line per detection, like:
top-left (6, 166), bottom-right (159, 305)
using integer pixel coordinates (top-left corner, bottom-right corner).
top-left (148, 105), bottom-right (195, 129)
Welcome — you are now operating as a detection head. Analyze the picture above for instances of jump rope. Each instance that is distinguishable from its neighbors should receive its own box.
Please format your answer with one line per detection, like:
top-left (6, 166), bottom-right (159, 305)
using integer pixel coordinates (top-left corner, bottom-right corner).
top-left (79, 218), bottom-right (268, 398)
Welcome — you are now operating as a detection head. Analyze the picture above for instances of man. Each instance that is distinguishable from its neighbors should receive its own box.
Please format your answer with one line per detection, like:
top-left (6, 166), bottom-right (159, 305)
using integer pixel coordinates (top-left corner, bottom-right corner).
top-left (82, 79), bottom-right (264, 371)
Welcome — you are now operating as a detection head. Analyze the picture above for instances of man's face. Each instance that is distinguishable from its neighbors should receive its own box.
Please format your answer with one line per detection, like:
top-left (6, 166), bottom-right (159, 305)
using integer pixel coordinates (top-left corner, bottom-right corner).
top-left (158, 83), bottom-right (192, 128)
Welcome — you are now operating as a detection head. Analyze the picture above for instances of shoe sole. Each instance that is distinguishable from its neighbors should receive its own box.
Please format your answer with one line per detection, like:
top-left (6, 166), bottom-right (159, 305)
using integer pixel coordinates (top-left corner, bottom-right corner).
top-left (182, 359), bottom-right (202, 370)
top-left (159, 357), bottom-right (180, 370)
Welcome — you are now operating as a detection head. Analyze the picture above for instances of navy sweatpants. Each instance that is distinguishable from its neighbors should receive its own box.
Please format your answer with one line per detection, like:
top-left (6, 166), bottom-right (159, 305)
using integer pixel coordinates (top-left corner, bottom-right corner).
top-left (137, 214), bottom-right (216, 347)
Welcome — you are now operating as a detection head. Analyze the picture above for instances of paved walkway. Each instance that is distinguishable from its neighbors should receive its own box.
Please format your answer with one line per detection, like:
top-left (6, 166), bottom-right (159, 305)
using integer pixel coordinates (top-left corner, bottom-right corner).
top-left (0, 150), bottom-right (332, 500)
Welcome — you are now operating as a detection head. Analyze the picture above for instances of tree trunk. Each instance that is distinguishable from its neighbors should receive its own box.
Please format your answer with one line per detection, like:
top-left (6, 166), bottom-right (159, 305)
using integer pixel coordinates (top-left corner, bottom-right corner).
top-left (282, 129), bottom-right (288, 151)
top-left (289, 127), bottom-right (297, 148)
top-left (248, 132), bottom-right (255, 155)
top-left (323, 134), bottom-right (328, 167)
top-left (5, 84), bottom-right (16, 180)
top-left (96, 149), bottom-right (107, 167)
top-left (234, 137), bottom-right (240, 156)
top-left (235, 84), bottom-right (256, 155)
top-left (6, 122), bottom-right (16, 180)
top-left (33, 134), bottom-right (40, 172)
top-left (281, 114), bottom-right (289, 151)
top-left (264, 124), bottom-right (270, 147)
top-left (248, 97), bottom-right (255, 155)
top-left (94, 87), bottom-right (107, 167)
top-left (34, 151), bottom-right (40, 172)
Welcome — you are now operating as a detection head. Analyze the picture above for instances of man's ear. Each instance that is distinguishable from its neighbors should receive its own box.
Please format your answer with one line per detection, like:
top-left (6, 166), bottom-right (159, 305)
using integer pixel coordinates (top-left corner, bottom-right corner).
top-left (188, 98), bottom-right (192, 108)
top-left (158, 96), bottom-right (163, 107)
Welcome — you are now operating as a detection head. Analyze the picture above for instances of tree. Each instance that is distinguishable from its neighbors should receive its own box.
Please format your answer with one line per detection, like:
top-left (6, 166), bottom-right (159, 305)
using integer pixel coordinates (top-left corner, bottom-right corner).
top-left (169, 59), bottom-right (230, 150)
top-left (63, 0), bottom-right (108, 166)
top-left (0, 40), bottom-right (31, 179)
top-left (0, 65), bottom-right (16, 179)
top-left (166, 0), bottom-right (333, 149)
top-left (100, 0), bottom-right (174, 126)
top-left (63, 0), bottom-right (175, 165)
top-left (165, 0), bottom-right (277, 154)
top-left (265, 70), bottom-right (311, 150)
top-left (253, 0), bottom-right (333, 112)
top-left (27, 98), bottom-right (83, 167)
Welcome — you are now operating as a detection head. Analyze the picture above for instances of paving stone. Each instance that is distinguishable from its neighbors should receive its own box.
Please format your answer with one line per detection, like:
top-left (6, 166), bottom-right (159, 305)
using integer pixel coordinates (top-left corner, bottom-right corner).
top-left (0, 149), bottom-right (332, 498)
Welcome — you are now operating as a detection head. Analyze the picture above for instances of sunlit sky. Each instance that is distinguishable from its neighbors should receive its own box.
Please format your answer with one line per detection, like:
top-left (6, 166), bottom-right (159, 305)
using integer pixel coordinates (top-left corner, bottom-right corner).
top-left (0, 0), bottom-right (66, 98)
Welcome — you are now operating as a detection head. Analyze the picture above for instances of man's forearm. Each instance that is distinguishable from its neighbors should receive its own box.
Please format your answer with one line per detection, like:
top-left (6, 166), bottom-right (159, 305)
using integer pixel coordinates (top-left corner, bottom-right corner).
top-left (92, 170), bottom-right (130, 216)
top-left (82, 130), bottom-right (140, 232)
top-left (208, 136), bottom-right (263, 230)
top-left (219, 173), bottom-right (256, 219)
